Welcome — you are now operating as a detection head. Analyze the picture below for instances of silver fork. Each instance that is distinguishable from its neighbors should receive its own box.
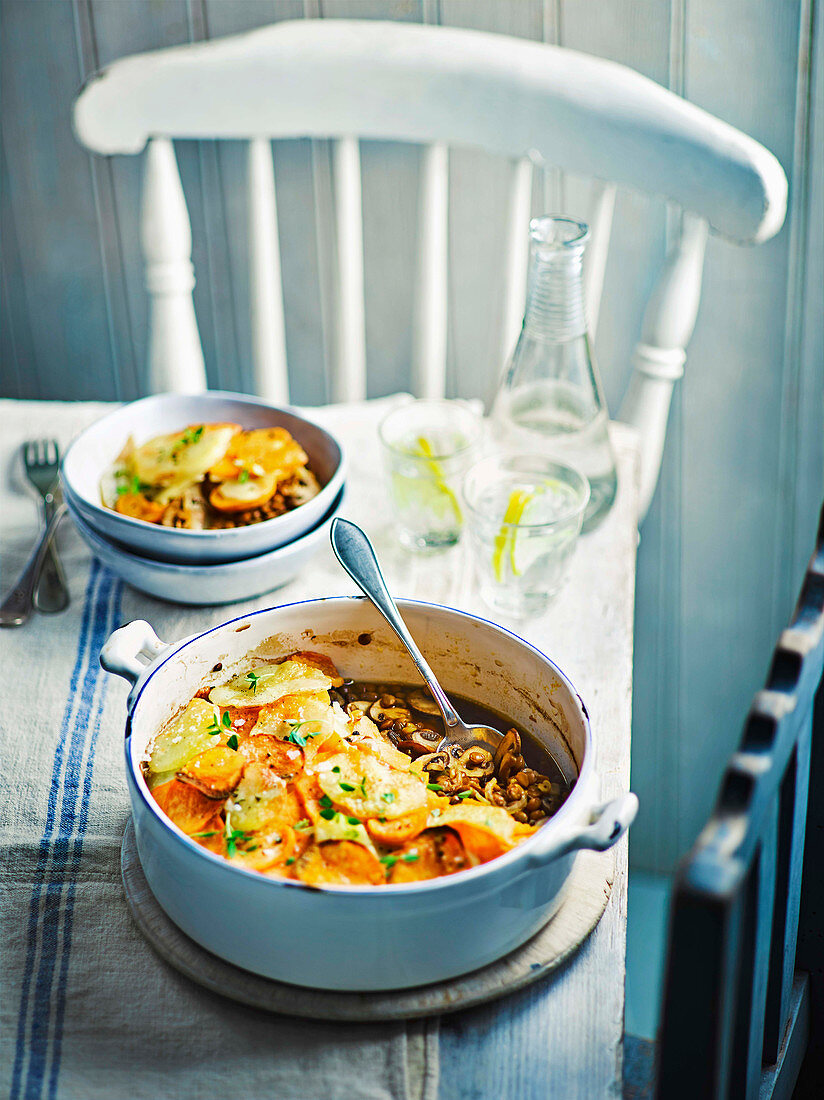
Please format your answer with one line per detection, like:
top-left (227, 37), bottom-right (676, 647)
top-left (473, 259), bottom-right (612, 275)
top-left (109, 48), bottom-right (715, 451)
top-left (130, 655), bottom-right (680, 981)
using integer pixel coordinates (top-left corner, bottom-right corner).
top-left (22, 440), bottom-right (69, 612)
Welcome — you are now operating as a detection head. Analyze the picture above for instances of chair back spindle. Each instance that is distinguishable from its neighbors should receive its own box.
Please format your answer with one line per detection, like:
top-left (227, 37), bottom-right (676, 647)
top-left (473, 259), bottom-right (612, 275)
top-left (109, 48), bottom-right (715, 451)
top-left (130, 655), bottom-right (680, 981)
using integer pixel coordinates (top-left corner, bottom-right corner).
top-left (583, 181), bottom-right (616, 338)
top-left (140, 137), bottom-right (205, 394)
top-left (619, 212), bottom-right (708, 518)
top-left (499, 156), bottom-right (534, 369)
top-left (331, 136), bottom-right (366, 402)
top-left (248, 137), bottom-right (288, 404)
top-left (412, 141), bottom-right (449, 399)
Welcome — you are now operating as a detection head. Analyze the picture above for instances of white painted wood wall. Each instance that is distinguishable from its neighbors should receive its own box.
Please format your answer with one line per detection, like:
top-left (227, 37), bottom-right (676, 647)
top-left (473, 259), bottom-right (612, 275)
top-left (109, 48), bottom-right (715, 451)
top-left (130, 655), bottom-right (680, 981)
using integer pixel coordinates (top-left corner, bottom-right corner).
top-left (1, 0), bottom-right (821, 876)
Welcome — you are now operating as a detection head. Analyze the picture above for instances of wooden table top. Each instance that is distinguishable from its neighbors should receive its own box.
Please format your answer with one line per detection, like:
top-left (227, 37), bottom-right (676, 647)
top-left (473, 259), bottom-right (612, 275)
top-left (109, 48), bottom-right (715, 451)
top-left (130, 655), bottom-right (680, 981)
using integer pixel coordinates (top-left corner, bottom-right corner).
top-left (1, 396), bottom-right (639, 1100)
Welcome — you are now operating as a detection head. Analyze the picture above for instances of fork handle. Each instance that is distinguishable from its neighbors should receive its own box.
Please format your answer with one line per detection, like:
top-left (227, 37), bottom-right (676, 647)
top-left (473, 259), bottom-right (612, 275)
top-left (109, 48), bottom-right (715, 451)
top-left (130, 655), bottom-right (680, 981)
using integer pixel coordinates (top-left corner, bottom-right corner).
top-left (34, 492), bottom-right (70, 613)
top-left (0, 505), bottom-right (67, 627)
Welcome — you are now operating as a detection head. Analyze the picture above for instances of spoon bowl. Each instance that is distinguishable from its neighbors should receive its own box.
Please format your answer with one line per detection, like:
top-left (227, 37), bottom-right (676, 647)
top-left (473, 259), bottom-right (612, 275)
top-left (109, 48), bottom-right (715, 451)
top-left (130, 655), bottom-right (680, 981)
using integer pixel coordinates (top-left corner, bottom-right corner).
top-left (329, 518), bottom-right (502, 754)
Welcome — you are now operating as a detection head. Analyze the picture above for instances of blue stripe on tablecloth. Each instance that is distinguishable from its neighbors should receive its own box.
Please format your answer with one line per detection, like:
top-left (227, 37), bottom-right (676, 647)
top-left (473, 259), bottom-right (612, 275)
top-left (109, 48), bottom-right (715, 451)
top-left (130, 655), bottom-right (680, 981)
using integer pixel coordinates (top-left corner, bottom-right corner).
top-left (10, 562), bottom-right (119, 1100)
top-left (10, 561), bottom-right (102, 1100)
top-left (46, 575), bottom-right (122, 1100)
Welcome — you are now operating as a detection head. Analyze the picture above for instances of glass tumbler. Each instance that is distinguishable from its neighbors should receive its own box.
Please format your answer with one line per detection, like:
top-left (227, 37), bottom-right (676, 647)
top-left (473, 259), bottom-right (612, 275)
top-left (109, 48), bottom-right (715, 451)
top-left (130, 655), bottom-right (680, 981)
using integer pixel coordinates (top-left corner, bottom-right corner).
top-left (462, 453), bottom-right (590, 617)
top-left (379, 401), bottom-right (483, 552)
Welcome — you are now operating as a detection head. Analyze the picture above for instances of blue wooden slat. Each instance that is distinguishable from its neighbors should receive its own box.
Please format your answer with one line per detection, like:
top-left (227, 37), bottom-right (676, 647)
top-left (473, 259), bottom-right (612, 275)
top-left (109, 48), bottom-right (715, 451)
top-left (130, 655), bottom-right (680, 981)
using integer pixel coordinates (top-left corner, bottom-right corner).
top-left (0, 0), bottom-right (120, 400)
top-left (657, 502), bottom-right (824, 1098)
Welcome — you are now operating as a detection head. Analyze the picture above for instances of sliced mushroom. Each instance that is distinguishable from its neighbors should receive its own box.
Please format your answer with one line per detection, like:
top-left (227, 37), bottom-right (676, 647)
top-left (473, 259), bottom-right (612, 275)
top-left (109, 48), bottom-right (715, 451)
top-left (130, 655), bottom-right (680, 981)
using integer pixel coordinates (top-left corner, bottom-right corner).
top-left (368, 700), bottom-right (412, 725)
top-left (407, 689), bottom-right (442, 717)
top-left (493, 729), bottom-right (523, 783)
top-left (394, 728), bottom-right (443, 757)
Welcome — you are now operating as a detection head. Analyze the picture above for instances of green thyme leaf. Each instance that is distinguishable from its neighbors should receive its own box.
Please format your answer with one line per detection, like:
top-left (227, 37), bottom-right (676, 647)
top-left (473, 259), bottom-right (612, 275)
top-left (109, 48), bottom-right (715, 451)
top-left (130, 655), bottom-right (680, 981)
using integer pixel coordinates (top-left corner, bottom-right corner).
top-left (402, 852), bottom-right (419, 863)
top-left (380, 855), bottom-right (398, 869)
top-left (339, 782), bottom-right (356, 792)
top-left (381, 791), bottom-right (396, 803)
top-left (319, 794), bottom-right (333, 809)
top-left (319, 808), bottom-right (336, 821)
top-left (238, 468), bottom-right (250, 483)
top-left (222, 711), bottom-right (232, 728)
top-left (426, 783), bottom-right (443, 792)
top-left (246, 671), bottom-right (260, 694)
top-left (294, 819), bottom-right (311, 831)
top-left (285, 856), bottom-right (296, 865)
top-left (227, 734), bottom-right (239, 751)
top-left (346, 816), bottom-right (360, 825)
top-left (191, 830), bottom-right (217, 838)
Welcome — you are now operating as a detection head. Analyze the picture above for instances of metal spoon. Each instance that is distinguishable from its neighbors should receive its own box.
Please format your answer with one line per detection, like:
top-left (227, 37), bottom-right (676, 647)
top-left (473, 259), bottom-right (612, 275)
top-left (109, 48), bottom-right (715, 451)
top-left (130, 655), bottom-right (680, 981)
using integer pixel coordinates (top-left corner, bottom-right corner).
top-left (330, 518), bottom-right (500, 755)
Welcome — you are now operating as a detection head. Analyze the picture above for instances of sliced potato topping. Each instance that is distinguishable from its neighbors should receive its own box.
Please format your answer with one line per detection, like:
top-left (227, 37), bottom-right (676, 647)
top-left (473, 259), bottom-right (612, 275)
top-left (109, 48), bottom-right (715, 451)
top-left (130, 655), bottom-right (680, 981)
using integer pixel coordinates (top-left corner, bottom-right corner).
top-left (208, 427), bottom-right (308, 483)
top-left (132, 423), bottom-right (239, 486)
top-left (315, 749), bottom-right (428, 820)
top-left (227, 761), bottom-right (304, 836)
top-left (177, 746), bottom-right (245, 799)
top-left (114, 493), bottom-right (165, 523)
top-left (145, 654), bottom-right (548, 887)
top-left (209, 659), bottom-right (333, 709)
top-left (296, 840), bottom-right (386, 886)
top-left (209, 472), bottom-right (278, 513)
top-left (147, 698), bottom-right (221, 775)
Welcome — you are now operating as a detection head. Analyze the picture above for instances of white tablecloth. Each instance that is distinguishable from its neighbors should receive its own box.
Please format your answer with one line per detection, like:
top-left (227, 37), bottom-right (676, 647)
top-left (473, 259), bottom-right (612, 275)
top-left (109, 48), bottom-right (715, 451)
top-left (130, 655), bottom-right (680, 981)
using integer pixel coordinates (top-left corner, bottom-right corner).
top-left (0, 396), bottom-right (639, 1100)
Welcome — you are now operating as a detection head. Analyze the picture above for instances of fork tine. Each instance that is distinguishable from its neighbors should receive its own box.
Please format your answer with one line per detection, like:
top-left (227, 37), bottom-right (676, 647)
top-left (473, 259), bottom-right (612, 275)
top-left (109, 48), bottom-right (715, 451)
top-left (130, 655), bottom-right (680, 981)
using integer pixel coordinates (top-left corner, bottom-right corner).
top-left (47, 439), bottom-right (59, 466)
top-left (39, 439), bottom-right (49, 466)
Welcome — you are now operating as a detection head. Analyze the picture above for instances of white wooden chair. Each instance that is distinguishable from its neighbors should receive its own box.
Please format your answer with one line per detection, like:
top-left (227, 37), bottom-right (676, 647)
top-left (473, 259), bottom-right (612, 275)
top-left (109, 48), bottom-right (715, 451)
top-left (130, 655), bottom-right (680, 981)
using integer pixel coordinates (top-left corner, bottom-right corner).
top-left (72, 18), bottom-right (787, 523)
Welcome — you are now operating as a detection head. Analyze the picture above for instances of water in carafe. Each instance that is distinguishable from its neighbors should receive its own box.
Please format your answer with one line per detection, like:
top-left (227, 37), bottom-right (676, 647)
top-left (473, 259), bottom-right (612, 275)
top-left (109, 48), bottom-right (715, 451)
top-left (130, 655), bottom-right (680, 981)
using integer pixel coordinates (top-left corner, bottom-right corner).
top-left (492, 216), bottom-right (618, 532)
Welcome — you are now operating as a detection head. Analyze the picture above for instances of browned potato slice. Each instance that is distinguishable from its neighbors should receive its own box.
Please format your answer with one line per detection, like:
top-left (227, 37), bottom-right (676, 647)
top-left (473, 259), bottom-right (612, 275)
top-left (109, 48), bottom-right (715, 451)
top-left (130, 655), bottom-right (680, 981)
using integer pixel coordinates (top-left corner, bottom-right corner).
top-left (366, 807), bottom-right (430, 848)
top-left (209, 472), bottom-right (278, 513)
top-left (296, 840), bottom-right (386, 886)
top-left (152, 779), bottom-right (221, 835)
top-left (177, 746), bottom-right (244, 799)
top-left (388, 828), bottom-right (468, 883)
top-left (114, 493), bottom-right (165, 524)
top-left (238, 734), bottom-right (303, 778)
top-left (208, 427), bottom-right (308, 483)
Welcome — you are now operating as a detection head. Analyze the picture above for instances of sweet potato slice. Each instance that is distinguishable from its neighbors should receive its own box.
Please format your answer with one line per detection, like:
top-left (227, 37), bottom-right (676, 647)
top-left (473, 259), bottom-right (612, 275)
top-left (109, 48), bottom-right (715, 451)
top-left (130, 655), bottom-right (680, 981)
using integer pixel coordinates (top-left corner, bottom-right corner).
top-left (209, 472), bottom-right (278, 513)
top-left (114, 492), bottom-right (165, 524)
top-left (434, 802), bottom-right (518, 863)
top-left (177, 746), bottom-right (244, 799)
top-left (230, 825), bottom-right (297, 873)
top-left (296, 840), bottom-right (385, 886)
top-left (445, 821), bottom-right (513, 864)
top-left (192, 813), bottom-right (227, 855)
top-left (294, 770), bottom-right (325, 823)
top-left (229, 762), bottom-right (304, 835)
top-left (208, 426), bottom-right (307, 483)
top-left (152, 779), bottom-right (220, 835)
top-left (366, 807), bottom-right (430, 849)
top-left (239, 734), bottom-right (303, 778)
top-left (388, 828), bottom-right (468, 883)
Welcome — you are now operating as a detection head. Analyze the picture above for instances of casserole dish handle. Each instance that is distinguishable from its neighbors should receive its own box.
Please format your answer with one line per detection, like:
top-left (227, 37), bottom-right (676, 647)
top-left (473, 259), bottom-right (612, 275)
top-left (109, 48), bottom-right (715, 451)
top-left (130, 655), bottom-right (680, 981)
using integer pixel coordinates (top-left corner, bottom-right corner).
top-left (100, 620), bottom-right (172, 686)
top-left (524, 793), bottom-right (638, 869)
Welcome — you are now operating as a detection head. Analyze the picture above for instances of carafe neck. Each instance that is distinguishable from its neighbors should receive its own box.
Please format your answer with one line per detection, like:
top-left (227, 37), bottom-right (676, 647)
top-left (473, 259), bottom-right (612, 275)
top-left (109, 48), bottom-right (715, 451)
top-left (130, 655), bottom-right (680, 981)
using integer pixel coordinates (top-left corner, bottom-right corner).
top-left (522, 217), bottom-right (589, 343)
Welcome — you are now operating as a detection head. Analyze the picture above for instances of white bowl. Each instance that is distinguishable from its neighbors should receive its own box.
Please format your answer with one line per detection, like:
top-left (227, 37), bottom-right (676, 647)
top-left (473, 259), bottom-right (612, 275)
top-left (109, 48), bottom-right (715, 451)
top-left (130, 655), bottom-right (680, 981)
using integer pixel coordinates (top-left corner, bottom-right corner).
top-left (100, 600), bottom-right (637, 990)
top-left (67, 487), bottom-right (344, 605)
top-left (61, 391), bottom-right (346, 565)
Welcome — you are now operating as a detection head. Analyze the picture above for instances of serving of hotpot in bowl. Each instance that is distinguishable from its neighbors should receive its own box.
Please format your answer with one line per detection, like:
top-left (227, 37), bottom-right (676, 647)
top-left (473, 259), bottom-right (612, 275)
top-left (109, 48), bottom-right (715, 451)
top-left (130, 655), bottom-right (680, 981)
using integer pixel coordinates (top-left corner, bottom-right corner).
top-left (101, 597), bottom-right (637, 992)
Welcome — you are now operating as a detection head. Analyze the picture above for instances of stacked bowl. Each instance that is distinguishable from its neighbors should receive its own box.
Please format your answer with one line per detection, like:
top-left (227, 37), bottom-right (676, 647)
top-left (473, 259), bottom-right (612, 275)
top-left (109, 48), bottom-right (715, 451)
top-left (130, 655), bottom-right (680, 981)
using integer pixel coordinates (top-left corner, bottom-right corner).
top-left (60, 392), bottom-right (346, 605)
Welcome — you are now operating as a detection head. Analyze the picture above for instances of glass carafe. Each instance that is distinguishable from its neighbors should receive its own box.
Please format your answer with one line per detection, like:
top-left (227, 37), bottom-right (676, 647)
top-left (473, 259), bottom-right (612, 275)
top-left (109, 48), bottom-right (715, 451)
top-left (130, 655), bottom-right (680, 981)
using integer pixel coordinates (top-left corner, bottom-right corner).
top-left (491, 216), bottom-right (617, 532)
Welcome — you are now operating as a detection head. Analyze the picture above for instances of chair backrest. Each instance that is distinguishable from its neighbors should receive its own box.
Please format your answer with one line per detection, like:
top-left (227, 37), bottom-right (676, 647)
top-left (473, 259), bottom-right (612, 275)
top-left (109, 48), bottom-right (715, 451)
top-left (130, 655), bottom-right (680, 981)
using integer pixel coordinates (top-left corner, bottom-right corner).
top-left (657, 502), bottom-right (824, 1099)
top-left (72, 18), bottom-right (787, 522)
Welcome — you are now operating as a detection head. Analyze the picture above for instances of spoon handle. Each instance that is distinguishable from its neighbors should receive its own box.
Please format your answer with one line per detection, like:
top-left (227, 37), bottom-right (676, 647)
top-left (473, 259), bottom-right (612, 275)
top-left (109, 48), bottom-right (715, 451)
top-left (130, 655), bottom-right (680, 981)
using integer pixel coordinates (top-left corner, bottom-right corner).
top-left (330, 518), bottom-right (462, 730)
